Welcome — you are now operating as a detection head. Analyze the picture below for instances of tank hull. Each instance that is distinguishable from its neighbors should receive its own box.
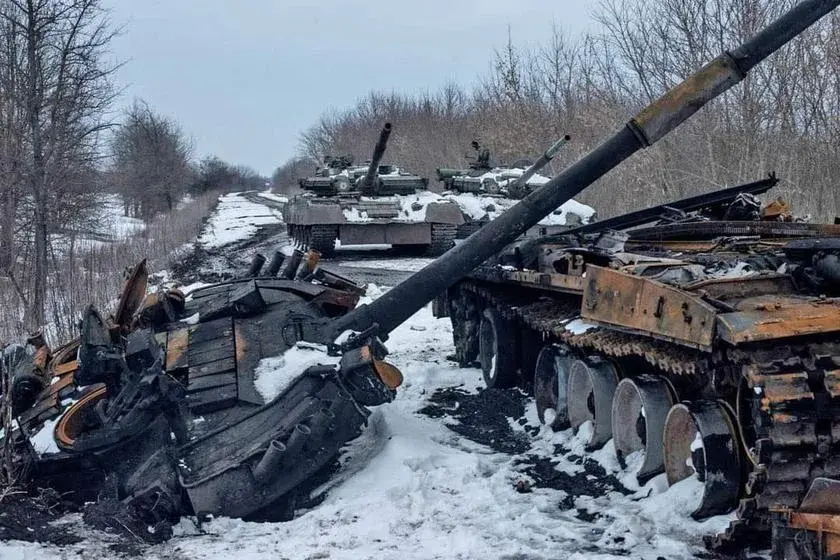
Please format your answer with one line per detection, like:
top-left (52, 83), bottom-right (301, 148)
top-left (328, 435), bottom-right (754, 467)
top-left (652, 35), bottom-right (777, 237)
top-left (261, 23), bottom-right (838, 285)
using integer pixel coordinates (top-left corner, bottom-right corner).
top-left (283, 194), bottom-right (464, 256)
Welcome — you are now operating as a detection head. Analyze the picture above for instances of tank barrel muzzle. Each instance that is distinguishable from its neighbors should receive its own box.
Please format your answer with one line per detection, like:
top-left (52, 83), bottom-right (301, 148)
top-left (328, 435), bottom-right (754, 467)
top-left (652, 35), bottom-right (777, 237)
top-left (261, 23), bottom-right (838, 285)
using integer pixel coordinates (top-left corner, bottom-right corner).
top-left (513, 134), bottom-right (573, 191)
top-left (322, 0), bottom-right (840, 342)
top-left (544, 134), bottom-right (571, 159)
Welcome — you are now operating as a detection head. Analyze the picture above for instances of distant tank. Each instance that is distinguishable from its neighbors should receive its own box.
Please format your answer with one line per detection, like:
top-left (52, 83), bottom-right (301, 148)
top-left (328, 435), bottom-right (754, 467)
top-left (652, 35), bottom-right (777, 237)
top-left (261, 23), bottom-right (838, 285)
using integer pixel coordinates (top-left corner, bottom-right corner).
top-left (283, 123), bottom-right (464, 256)
top-left (436, 136), bottom-right (591, 238)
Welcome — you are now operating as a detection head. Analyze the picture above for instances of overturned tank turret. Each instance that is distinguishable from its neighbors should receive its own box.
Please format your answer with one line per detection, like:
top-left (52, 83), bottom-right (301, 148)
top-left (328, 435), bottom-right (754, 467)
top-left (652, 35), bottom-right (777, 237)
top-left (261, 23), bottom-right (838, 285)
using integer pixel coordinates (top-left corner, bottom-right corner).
top-left (284, 123), bottom-right (464, 256)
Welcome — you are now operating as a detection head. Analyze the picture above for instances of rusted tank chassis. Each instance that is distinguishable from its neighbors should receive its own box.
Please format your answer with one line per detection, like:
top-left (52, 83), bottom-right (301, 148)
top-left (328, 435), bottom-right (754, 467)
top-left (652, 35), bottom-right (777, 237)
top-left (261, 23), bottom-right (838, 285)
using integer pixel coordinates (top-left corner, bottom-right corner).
top-left (439, 210), bottom-right (840, 553)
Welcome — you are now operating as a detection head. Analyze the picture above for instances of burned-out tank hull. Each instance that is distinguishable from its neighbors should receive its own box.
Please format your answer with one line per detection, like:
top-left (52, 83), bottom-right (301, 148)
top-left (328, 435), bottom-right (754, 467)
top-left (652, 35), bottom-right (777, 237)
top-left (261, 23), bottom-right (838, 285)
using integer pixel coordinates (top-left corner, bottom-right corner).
top-left (435, 185), bottom-right (840, 553)
top-left (6, 257), bottom-right (400, 538)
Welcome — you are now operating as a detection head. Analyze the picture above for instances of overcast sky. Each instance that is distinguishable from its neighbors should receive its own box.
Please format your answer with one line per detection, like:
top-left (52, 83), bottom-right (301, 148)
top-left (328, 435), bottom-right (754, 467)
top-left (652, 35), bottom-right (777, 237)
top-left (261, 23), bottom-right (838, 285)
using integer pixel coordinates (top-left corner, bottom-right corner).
top-left (103, 1), bottom-right (593, 176)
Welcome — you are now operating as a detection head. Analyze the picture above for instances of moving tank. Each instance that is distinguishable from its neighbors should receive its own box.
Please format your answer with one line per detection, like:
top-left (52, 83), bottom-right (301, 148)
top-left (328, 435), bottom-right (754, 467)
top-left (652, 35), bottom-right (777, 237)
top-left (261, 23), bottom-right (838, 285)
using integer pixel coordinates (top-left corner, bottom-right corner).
top-left (3, 1), bottom-right (839, 556)
top-left (436, 136), bottom-right (592, 238)
top-left (283, 123), bottom-right (464, 256)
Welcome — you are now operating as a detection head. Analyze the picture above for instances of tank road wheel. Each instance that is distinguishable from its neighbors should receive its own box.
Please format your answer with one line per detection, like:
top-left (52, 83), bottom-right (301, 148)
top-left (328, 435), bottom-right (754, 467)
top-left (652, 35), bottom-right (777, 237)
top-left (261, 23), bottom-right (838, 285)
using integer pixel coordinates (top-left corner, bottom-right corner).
top-left (309, 225), bottom-right (338, 257)
top-left (611, 375), bottom-right (676, 484)
top-left (478, 308), bottom-right (518, 388)
top-left (663, 400), bottom-right (741, 519)
top-left (426, 224), bottom-right (457, 257)
top-left (534, 344), bottom-right (574, 430)
top-left (567, 358), bottom-right (619, 450)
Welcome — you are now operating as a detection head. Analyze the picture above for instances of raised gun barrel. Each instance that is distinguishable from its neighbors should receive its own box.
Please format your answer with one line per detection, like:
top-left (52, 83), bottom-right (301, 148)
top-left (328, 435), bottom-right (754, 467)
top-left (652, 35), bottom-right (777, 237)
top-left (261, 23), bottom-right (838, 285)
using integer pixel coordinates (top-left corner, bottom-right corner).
top-left (323, 0), bottom-right (840, 342)
top-left (359, 122), bottom-right (392, 190)
top-left (507, 134), bottom-right (571, 198)
top-left (513, 134), bottom-right (571, 189)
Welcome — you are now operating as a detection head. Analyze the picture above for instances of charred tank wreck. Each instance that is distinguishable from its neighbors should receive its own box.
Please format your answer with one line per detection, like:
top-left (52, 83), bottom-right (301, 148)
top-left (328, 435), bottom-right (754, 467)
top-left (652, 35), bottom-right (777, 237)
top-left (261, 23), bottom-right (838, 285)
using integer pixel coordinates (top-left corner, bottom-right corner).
top-left (2, 254), bottom-right (402, 540)
top-left (2, 0), bottom-right (840, 556)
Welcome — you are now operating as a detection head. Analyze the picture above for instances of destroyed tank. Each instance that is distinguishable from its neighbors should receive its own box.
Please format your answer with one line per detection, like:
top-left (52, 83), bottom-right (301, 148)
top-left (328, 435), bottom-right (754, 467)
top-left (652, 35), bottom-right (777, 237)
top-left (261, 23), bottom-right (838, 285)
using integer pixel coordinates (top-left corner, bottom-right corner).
top-left (283, 123), bottom-right (464, 256)
top-left (436, 136), bottom-right (588, 238)
top-left (2, 250), bottom-right (382, 537)
top-left (4, 0), bottom-right (839, 554)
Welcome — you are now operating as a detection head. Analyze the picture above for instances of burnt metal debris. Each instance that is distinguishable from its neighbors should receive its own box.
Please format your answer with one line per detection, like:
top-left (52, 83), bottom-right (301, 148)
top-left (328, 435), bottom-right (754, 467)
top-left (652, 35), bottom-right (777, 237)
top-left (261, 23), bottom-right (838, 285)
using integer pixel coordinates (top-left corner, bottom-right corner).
top-left (283, 123), bottom-right (463, 256)
top-left (2, 0), bottom-right (840, 556)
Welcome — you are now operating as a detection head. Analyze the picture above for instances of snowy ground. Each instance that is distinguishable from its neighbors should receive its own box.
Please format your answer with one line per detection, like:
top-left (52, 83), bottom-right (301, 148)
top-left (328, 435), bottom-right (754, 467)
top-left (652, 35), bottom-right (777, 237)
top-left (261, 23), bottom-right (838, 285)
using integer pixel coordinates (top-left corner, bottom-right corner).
top-left (2, 191), bottom-right (744, 559)
top-left (5, 286), bottom-right (735, 560)
top-left (49, 194), bottom-right (146, 255)
top-left (197, 192), bottom-right (283, 249)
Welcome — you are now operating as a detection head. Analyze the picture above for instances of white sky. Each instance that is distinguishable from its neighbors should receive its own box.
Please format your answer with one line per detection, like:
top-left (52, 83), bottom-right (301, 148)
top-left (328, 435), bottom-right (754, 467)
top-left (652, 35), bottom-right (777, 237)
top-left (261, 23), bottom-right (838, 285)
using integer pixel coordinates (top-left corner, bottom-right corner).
top-left (103, 1), bottom-right (593, 176)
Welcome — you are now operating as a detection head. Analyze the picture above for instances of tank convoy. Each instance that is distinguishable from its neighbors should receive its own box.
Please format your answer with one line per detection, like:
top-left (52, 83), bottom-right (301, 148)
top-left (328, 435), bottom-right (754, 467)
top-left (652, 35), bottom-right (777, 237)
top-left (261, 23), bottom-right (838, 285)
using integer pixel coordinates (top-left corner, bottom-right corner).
top-left (283, 123), bottom-right (464, 256)
top-left (436, 136), bottom-right (592, 238)
top-left (2, 0), bottom-right (840, 557)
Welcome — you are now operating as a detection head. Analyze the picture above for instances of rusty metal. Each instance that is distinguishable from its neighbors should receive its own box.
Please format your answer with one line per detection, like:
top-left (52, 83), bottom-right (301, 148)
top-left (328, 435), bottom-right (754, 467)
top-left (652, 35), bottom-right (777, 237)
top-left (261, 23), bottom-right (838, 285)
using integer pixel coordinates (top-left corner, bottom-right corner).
top-left (114, 259), bottom-right (149, 329)
top-left (717, 296), bottom-right (840, 344)
top-left (582, 265), bottom-right (718, 349)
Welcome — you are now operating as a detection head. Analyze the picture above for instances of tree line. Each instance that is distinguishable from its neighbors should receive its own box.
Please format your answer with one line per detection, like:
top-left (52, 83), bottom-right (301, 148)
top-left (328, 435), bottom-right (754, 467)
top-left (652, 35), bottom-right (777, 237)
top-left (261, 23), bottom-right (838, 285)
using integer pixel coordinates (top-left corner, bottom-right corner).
top-left (272, 0), bottom-right (840, 223)
top-left (0, 0), bottom-right (264, 336)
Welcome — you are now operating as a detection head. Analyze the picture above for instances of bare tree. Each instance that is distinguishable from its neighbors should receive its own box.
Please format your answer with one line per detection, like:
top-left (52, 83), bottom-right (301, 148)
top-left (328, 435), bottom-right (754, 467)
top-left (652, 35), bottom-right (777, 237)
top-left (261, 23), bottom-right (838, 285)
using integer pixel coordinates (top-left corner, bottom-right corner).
top-left (0, 0), bottom-right (119, 328)
top-left (110, 100), bottom-right (193, 219)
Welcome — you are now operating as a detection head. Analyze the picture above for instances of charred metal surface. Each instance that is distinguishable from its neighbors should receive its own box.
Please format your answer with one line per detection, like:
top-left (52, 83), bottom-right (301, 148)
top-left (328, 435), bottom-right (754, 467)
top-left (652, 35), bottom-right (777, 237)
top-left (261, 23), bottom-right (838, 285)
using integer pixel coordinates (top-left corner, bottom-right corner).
top-left (717, 296), bottom-right (840, 344)
top-left (582, 265), bottom-right (718, 349)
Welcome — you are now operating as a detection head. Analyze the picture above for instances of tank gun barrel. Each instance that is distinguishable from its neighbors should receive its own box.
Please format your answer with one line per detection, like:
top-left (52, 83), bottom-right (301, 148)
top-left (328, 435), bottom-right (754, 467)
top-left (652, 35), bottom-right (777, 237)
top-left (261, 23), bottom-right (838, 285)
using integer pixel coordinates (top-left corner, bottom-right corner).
top-left (324, 0), bottom-right (840, 341)
top-left (512, 134), bottom-right (571, 189)
top-left (360, 122), bottom-right (392, 189)
top-left (564, 173), bottom-right (779, 236)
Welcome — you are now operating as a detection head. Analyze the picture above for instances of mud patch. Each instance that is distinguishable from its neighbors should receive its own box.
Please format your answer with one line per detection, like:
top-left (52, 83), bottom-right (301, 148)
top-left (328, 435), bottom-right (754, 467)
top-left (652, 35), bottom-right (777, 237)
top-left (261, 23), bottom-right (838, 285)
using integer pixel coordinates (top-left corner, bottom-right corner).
top-left (0, 488), bottom-right (82, 545)
top-left (82, 499), bottom-right (173, 554)
top-left (417, 386), bottom-right (531, 454)
top-left (516, 450), bottom-right (630, 503)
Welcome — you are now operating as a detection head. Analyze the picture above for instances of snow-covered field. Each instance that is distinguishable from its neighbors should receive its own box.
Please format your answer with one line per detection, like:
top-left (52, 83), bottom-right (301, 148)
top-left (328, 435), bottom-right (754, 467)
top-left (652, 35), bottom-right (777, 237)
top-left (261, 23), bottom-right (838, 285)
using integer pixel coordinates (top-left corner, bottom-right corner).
top-left (197, 192), bottom-right (283, 248)
top-left (50, 194), bottom-right (146, 254)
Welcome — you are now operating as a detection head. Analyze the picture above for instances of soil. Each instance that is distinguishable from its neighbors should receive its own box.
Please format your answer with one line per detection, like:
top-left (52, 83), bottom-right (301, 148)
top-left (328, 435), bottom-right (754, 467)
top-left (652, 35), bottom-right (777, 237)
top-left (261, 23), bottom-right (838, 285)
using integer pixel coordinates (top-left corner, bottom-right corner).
top-left (0, 487), bottom-right (82, 546)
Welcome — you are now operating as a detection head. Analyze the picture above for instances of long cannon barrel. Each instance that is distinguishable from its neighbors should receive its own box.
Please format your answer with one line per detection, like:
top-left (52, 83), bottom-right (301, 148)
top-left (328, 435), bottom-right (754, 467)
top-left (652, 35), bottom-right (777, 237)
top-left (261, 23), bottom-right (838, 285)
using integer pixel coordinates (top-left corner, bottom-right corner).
top-left (511, 134), bottom-right (571, 189)
top-left (564, 173), bottom-right (779, 236)
top-left (324, 0), bottom-right (840, 342)
top-left (361, 122), bottom-right (392, 188)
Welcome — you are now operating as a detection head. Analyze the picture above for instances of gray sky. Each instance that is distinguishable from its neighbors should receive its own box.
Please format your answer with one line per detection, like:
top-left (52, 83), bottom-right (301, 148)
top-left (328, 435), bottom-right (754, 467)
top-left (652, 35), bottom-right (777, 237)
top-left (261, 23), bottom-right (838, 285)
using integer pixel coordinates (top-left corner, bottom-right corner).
top-left (104, 1), bottom-right (593, 176)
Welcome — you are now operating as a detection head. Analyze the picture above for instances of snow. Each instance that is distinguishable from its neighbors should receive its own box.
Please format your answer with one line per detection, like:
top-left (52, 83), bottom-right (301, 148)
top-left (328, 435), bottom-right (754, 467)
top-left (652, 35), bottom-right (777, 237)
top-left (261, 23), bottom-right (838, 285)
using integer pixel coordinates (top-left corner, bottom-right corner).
top-left (256, 190), bottom-right (288, 204)
top-left (564, 318), bottom-right (599, 335)
top-left (30, 418), bottom-right (59, 455)
top-left (444, 192), bottom-right (595, 226)
top-left (197, 192), bottom-right (283, 248)
top-left (253, 342), bottom-right (340, 403)
top-left (50, 194), bottom-right (146, 254)
top-left (339, 258), bottom-right (434, 272)
top-left (342, 192), bottom-right (451, 223)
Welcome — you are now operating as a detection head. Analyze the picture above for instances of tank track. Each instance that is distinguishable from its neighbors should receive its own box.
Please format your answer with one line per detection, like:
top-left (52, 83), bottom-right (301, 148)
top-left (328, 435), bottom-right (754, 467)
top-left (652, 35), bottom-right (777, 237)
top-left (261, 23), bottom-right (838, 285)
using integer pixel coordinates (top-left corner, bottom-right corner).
top-left (457, 278), bottom-right (840, 552)
top-left (309, 225), bottom-right (338, 257)
top-left (427, 224), bottom-right (457, 256)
